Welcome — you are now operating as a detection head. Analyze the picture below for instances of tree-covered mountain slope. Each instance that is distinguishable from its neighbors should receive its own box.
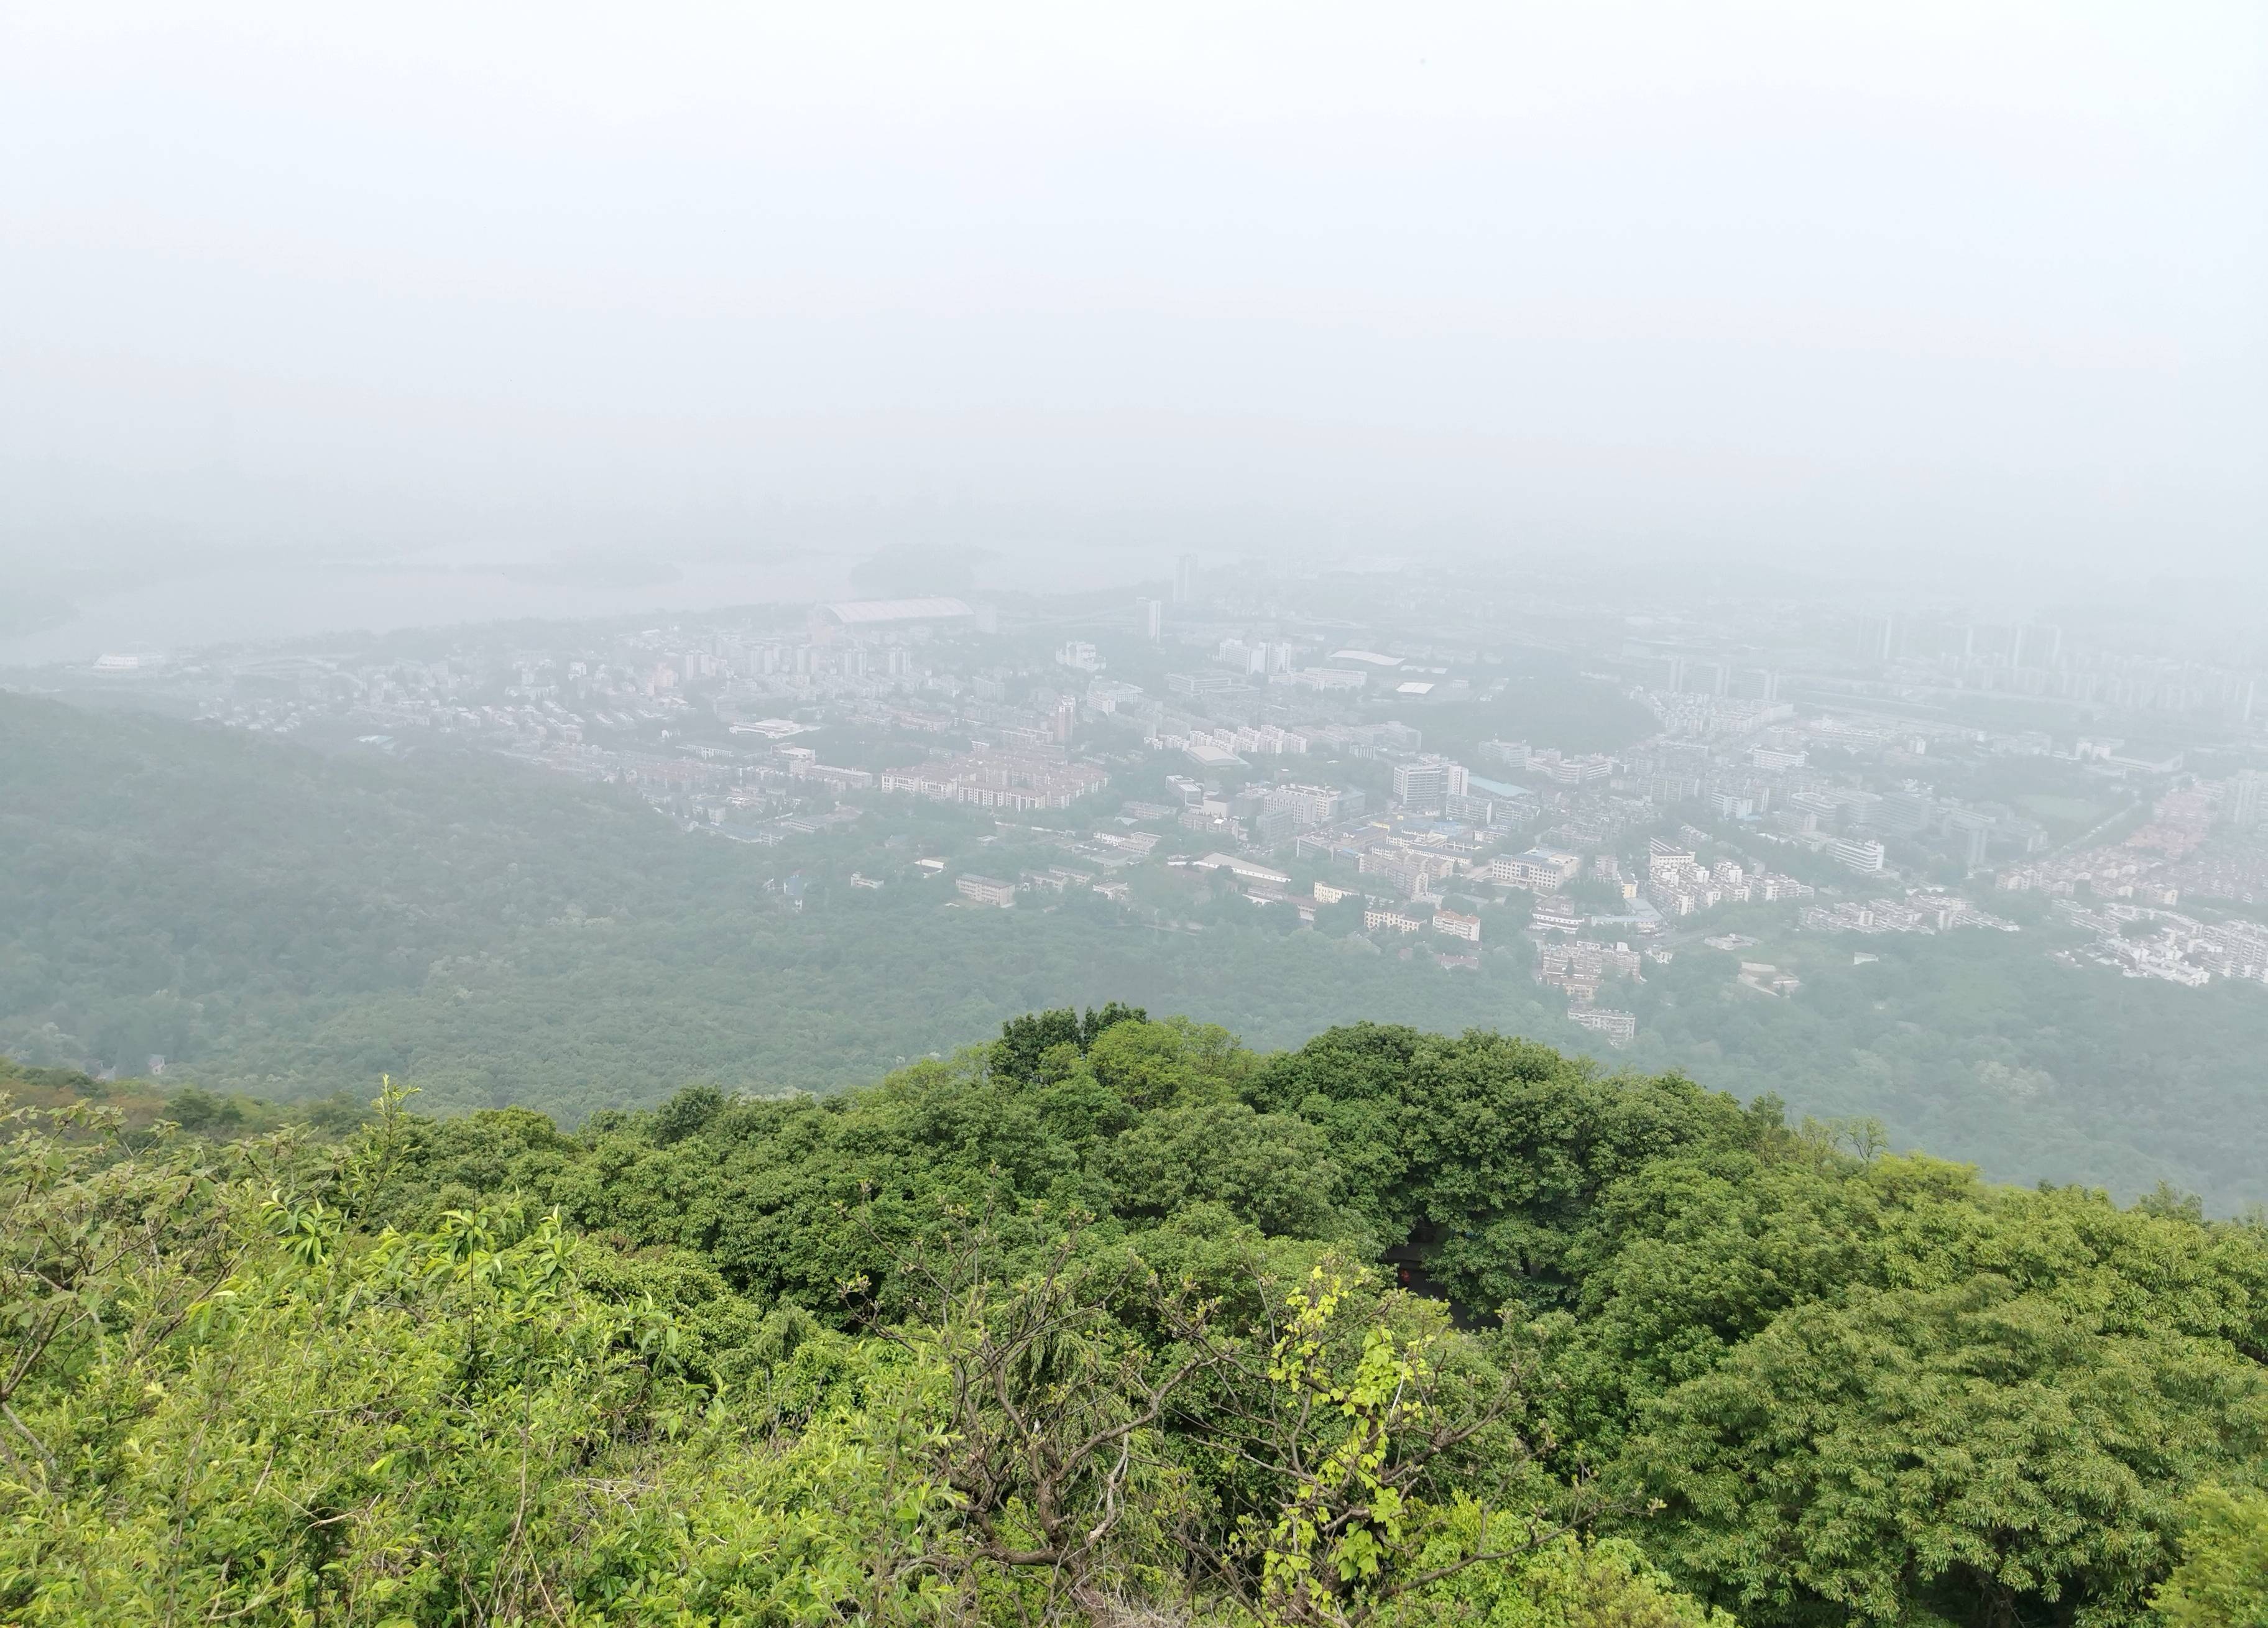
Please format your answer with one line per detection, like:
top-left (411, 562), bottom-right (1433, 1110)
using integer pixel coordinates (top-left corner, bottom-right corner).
top-left (6, 689), bottom-right (2268, 1207)
top-left (6, 1016), bottom-right (2264, 1626)
top-left (0, 691), bottom-right (1537, 1113)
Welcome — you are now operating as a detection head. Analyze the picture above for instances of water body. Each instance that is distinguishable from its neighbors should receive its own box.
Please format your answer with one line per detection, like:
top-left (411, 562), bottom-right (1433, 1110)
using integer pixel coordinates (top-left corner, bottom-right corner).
top-left (0, 542), bottom-right (1156, 668)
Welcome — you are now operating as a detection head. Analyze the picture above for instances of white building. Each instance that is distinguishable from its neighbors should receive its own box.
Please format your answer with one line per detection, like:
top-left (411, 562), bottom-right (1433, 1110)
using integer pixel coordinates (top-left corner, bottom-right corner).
top-left (1568, 1007), bottom-right (1637, 1046)
top-left (1189, 852), bottom-right (1293, 887)
top-left (1391, 757), bottom-right (1470, 811)
top-left (1266, 783), bottom-right (1356, 827)
top-left (1492, 848), bottom-right (1583, 890)
top-left (1432, 909), bottom-right (1482, 942)
top-left (954, 873), bottom-right (1017, 907)
top-left (1827, 837), bottom-right (1888, 873)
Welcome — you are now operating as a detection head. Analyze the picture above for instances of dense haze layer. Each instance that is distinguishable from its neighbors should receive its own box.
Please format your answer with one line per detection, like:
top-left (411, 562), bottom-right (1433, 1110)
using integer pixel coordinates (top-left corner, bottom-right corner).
top-left (8, 20), bottom-right (2268, 1622)
top-left (4, 1), bottom-right (2264, 587)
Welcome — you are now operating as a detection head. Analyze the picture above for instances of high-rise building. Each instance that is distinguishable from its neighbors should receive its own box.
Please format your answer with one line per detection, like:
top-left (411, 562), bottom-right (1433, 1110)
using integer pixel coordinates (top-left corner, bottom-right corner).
top-left (1173, 553), bottom-right (1197, 604)
top-left (1969, 623), bottom-right (2016, 661)
top-left (1861, 614), bottom-right (1906, 663)
top-left (1390, 757), bottom-right (1468, 812)
top-left (2016, 624), bottom-right (2063, 668)
top-left (1136, 597), bottom-right (1163, 640)
top-left (2226, 771), bottom-right (2266, 830)
top-left (1215, 638), bottom-right (1266, 674)
top-left (1944, 811), bottom-right (1993, 870)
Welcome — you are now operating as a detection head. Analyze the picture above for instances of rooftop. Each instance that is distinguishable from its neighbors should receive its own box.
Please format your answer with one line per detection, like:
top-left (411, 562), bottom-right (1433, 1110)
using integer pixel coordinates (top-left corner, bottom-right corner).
top-left (816, 597), bottom-right (974, 626)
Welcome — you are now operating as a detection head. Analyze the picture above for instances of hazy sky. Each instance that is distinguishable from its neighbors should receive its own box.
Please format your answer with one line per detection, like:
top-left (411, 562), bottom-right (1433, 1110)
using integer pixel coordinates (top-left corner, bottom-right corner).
top-left (2, 2), bottom-right (2262, 574)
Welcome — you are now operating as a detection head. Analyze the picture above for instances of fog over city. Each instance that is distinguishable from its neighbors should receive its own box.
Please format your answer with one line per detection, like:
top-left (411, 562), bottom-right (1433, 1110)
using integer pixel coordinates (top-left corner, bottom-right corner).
top-left (4, 2), bottom-right (2264, 651)
top-left (16, 14), bottom-right (2268, 1614)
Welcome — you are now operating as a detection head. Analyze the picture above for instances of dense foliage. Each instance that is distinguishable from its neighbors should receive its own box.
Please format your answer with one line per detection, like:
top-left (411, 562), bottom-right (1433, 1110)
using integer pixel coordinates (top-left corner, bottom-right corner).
top-left (2155, 1486), bottom-right (2268, 1626)
top-left (6, 1015), bottom-right (2264, 1625)
top-left (7, 690), bottom-right (2268, 1207)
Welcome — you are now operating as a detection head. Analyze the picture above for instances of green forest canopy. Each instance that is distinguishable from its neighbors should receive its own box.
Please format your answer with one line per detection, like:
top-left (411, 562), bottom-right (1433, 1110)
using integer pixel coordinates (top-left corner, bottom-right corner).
top-left (5, 1016), bottom-right (2264, 1626)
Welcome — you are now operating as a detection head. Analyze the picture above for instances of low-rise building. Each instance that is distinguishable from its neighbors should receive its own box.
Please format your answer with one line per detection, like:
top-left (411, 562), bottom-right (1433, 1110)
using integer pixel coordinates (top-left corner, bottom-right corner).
top-left (1491, 847), bottom-right (1584, 890)
top-left (1166, 671), bottom-right (1243, 697)
top-left (1539, 939), bottom-right (1643, 980)
top-left (1528, 749), bottom-right (1614, 785)
top-left (1568, 1007), bottom-right (1638, 1046)
top-left (1432, 909), bottom-right (1482, 942)
top-left (787, 758), bottom-right (877, 793)
top-left (1020, 867), bottom-right (1096, 893)
top-left (882, 748), bottom-right (1109, 811)
top-left (1267, 783), bottom-right (1360, 827)
top-left (1827, 837), bottom-right (1888, 873)
top-left (954, 873), bottom-right (1016, 907)
top-left (1189, 852), bottom-right (1293, 888)
top-left (1530, 896), bottom-right (1587, 935)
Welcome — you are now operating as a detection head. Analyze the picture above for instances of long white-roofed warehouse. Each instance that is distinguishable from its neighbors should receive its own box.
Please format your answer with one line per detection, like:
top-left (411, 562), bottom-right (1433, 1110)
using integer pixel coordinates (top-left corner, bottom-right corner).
top-left (808, 597), bottom-right (978, 642)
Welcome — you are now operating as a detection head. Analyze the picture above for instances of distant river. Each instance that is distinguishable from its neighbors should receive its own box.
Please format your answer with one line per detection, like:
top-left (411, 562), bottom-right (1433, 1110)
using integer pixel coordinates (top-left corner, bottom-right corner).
top-left (0, 543), bottom-right (1151, 668)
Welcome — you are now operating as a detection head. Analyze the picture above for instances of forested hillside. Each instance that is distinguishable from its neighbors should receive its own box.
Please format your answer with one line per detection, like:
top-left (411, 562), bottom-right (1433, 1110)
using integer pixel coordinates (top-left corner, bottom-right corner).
top-left (6, 1018), bottom-right (2265, 1626)
top-left (0, 693), bottom-right (1552, 1111)
top-left (6, 691), bottom-right (2268, 1207)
